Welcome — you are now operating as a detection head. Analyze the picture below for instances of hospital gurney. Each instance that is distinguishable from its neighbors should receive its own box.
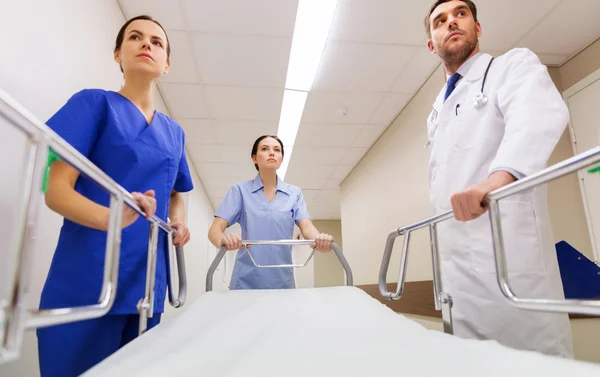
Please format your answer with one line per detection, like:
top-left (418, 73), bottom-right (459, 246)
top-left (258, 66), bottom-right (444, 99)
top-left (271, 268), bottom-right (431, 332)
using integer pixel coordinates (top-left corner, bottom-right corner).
top-left (86, 176), bottom-right (600, 377)
top-left (0, 88), bottom-right (187, 364)
top-left (85, 148), bottom-right (600, 376)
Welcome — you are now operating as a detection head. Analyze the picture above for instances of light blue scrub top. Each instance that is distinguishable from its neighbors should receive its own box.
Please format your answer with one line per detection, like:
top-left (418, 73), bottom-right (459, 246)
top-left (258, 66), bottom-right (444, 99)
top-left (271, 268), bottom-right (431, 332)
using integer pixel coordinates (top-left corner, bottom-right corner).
top-left (215, 174), bottom-right (309, 289)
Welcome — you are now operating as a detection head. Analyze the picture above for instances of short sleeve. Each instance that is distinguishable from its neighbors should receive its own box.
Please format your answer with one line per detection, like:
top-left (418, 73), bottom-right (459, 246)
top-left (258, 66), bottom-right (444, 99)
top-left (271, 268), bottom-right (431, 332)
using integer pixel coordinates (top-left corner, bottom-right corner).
top-left (46, 90), bottom-right (106, 158)
top-left (294, 190), bottom-right (309, 224)
top-left (214, 185), bottom-right (243, 226)
top-left (173, 146), bottom-right (194, 193)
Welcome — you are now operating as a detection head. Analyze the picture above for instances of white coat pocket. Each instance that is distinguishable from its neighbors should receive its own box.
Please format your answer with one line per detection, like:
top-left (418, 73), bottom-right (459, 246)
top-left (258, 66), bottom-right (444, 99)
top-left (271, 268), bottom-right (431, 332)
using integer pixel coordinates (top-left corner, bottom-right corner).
top-left (452, 103), bottom-right (488, 152)
top-left (470, 200), bottom-right (544, 275)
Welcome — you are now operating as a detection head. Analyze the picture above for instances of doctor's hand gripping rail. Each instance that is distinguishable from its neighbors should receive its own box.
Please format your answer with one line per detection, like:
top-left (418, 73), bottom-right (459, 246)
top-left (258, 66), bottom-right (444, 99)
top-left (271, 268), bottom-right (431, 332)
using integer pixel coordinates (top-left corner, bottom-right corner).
top-left (0, 88), bottom-right (187, 363)
top-left (205, 240), bottom-right (353, 292)
top-left (379, 146), bottom-right (600, 334)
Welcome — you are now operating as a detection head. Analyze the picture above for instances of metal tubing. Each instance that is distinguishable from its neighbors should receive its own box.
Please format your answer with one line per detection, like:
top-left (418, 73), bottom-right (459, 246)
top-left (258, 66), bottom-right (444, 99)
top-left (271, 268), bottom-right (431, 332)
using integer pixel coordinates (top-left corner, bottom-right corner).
top-left (2, 139), bottom-right (46, 361)
top-left (166, 229), bottom-right (187, 308)
top-left (138, 222), bottom-right (159, 335)
top-left (379, 211), bottom-right (453, 300)
top-left (395, 231), bottom-right (411, 298)
top-left (242, 240), bottom-right (316, 246)
top-left (487, 146), bottom-right (600, 316)
top-left (440, 293), bottom-right (454, 334)
top-left (242, 245), bottom-right (318, 268)
top-left (205, 241), bottom-right (353, 292)
top-left (488, 146), bottom-right (600, 202)
top-left (429, 224), bottom-right (443, 311)
top-left (205, 247), bottom-right (228, 292)
top-left (26, 194), bottom-right (124, 329)
top-left (331, 243), bottom-right (353, 287)
top-left (489, 200), bottom-right (600, 316)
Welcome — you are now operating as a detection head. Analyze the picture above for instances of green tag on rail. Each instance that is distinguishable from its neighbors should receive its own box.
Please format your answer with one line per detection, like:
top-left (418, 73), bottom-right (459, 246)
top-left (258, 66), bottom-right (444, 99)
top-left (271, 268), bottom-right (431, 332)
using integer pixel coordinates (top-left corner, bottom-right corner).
top-left (42, 148), bottom-right (61, 193)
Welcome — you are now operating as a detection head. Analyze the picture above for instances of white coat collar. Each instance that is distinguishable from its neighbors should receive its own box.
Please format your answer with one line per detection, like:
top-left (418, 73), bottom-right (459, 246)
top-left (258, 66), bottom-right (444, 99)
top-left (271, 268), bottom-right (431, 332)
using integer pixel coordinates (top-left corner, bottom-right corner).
top-left (432, 52), bottom-right (493, 113)
top-left (461, 52), bottom-right (493, 83)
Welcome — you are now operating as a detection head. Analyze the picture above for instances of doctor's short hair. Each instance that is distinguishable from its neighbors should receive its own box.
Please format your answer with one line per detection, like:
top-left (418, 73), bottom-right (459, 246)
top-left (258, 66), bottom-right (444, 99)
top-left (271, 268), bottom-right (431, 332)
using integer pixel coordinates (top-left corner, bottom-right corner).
top-left (114, 15), bottom-right (171, 73)
top-left (251, 135), bottom-right (285, 171)
top-left (424, 0), bottom-right (478, 39)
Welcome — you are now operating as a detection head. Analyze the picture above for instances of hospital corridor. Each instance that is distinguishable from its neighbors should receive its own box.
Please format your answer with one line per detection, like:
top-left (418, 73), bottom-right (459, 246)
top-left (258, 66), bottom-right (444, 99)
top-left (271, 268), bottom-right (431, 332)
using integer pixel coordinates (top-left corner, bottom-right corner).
top-left (2, 0), bottom-right (600, 376)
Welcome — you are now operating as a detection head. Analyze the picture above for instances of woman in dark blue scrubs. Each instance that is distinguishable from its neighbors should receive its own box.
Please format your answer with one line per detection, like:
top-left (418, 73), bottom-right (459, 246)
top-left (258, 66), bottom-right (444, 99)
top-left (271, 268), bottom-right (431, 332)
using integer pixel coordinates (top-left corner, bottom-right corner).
top-left (36, 15), bottom-right (194, 377)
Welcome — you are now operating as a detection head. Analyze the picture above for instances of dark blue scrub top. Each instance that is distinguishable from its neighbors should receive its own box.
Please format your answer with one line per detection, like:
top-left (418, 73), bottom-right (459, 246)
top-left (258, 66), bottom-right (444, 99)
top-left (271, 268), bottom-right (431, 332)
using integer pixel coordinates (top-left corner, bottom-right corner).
top-left (40, 89), bottom-right (194, 314)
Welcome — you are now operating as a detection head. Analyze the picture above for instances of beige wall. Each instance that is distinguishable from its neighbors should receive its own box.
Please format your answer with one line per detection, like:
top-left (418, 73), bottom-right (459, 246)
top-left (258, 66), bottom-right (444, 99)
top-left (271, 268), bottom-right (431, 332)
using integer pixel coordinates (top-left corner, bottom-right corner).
top-left (560, 38), bottom-right (600, 91)
top-left (312, 220), bottom-right (345, 287)
top-left (340, 64), bottom-right (441, 285)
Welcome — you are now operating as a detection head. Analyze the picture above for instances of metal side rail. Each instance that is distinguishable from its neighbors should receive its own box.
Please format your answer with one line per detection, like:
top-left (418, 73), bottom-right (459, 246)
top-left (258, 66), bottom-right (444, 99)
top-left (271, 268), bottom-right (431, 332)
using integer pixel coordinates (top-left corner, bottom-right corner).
top-left (379, 211), bottom-right (455, 334)
top-left (137, 229), bottom-right (188, 336)
top-left (0, 88), bottom-right (186, 363)
top-left (205, 240), bottom-right (353, 292)
top-left (379, 146), bottom-right (600, 336)
top-left (488, 146), bottom-right (600, 317)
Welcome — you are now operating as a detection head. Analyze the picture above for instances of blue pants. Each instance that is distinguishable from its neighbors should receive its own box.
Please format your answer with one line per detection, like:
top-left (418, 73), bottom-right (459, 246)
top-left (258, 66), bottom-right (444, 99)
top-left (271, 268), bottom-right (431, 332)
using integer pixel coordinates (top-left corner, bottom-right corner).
top-left (37, 314), bottom-right (161, 377)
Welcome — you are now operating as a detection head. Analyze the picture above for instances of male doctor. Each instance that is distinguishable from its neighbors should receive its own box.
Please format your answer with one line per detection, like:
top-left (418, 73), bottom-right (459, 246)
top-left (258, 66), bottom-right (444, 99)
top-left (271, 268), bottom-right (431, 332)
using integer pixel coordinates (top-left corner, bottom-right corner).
top-left (424, 0), bottom-right (573, 357)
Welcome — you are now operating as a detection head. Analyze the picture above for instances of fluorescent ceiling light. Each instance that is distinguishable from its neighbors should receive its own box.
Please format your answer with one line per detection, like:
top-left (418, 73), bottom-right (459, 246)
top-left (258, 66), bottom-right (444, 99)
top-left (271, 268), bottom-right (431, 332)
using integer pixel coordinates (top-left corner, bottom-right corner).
top-left (278, 146), bottom-right (294, 181)
top-left (277, 90), bottom-right (308, 179)
top-left (285, 0), bottom-right (338, 91)
top-left (278, 0), bottom-right (338, 179)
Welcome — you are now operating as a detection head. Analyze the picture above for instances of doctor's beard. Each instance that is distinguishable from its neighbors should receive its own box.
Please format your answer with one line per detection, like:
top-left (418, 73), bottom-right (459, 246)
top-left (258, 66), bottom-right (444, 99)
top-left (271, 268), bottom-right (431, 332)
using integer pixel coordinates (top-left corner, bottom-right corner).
top-left (438, 28), bottom-right (479, 68)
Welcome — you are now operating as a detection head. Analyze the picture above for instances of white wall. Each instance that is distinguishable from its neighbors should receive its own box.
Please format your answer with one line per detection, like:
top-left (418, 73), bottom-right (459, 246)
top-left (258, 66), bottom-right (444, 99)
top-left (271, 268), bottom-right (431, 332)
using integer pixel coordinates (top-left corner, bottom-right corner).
top-left (312, 220), bottom-right (345, 287)
top-left (0, 1), bottom-right (215, 376)
top-left (340, 65), bottom-right (442, 285)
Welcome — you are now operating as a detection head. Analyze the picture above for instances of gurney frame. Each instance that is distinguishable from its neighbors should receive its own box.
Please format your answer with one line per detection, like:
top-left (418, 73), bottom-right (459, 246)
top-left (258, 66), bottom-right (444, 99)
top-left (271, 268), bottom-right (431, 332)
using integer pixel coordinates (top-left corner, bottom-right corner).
top-left (379, 146), bottom-right (600, 334)
top-left (205, 240), bottom-right (353, 291)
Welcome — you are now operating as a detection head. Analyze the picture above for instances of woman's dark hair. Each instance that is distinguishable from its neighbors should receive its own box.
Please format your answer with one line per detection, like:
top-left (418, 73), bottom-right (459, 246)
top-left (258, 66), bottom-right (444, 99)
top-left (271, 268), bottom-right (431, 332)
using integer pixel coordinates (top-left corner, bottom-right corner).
top-left (114, 15), bottom-right (171, 72)
top-left (251, 135), bottom-right (284, 171)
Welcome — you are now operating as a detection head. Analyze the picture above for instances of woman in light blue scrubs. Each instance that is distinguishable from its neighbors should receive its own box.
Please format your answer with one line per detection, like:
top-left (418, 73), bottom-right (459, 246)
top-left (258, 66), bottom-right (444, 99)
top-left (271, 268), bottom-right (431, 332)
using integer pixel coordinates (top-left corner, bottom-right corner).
top-left (208, 135), bottom-right (333, 290)
top-left (37, 15), bottom-right (193, 377)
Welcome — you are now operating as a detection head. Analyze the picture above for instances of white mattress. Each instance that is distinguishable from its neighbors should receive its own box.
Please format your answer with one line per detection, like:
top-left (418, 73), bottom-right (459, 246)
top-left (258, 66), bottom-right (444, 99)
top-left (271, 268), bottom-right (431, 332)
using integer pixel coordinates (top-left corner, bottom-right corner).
top-left (84, 287), bottom-right (600, 377)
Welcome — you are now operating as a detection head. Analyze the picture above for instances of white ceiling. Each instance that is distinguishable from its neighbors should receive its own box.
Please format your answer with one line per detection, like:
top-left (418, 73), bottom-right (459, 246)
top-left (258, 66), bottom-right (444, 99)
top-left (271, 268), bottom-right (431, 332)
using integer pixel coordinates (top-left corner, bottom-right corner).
top-left (118, 0), bottom-right (600, 220)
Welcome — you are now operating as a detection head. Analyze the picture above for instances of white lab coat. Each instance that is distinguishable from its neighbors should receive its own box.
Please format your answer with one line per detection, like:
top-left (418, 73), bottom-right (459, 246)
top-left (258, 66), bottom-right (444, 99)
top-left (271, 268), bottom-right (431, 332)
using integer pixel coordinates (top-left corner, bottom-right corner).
top-left (427, 48), bottom-right (573, 357)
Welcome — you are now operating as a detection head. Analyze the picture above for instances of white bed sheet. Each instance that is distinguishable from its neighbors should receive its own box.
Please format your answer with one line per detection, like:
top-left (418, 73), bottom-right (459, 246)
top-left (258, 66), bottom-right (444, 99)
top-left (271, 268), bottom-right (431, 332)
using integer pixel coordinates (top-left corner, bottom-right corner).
top-left (84, 286), bottom-right (600, 377)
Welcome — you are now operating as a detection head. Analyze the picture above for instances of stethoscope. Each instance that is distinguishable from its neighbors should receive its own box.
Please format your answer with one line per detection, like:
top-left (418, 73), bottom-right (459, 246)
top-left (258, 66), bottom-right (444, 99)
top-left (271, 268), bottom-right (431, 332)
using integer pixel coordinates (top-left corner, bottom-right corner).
top-left (472, 57), bottom-right (494, 108)
top-left (425, 57), bottom-right (495, 148)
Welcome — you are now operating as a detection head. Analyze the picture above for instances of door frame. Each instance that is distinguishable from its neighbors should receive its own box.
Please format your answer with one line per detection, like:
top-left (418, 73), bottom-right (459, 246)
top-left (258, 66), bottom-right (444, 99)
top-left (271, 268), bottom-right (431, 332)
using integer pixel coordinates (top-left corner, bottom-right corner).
top-left (563, 66), bottom-right (600, 262)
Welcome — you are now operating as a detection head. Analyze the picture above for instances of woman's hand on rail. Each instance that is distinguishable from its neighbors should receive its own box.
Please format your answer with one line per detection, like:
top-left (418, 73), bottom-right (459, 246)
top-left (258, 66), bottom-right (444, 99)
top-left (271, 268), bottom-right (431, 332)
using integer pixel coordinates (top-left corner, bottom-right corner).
top-left (122, 190), bottom-right (156, 228)
top-left (171, 222), bottom-right (190, 246)
top-left (314, 233), bottom-right (333, 252)
top-left (45, 161), bottom-right (153, 231)
top-left (297, 219), bottom-right (333, 252)
top-left (221, 232), bottom-right (243, 250)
